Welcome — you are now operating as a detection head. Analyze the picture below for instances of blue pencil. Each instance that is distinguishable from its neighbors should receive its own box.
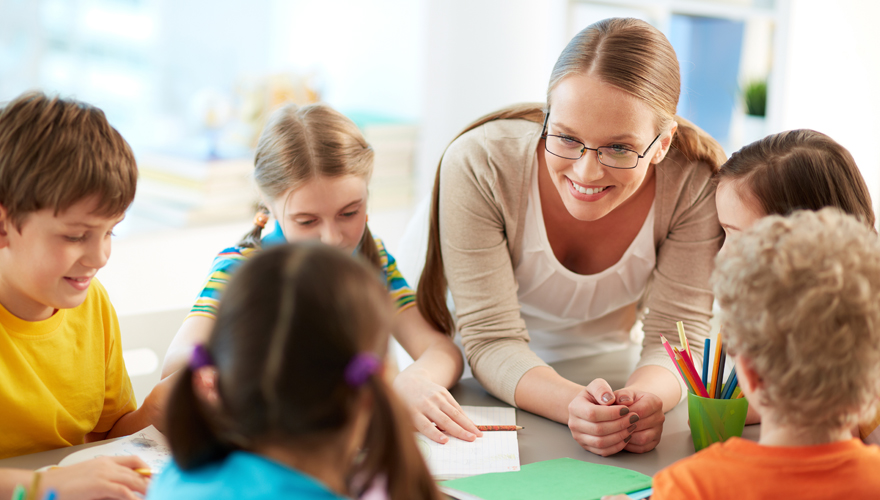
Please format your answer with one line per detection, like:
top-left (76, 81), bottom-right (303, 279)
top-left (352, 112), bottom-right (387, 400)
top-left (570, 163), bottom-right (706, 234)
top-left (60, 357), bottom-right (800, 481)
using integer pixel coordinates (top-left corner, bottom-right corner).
top-left (43, 491), bottom-right (57, 500)
top-left (722, 370), bottom-right (738, 399)
top-left (702, 338), bottom-right (710, 386)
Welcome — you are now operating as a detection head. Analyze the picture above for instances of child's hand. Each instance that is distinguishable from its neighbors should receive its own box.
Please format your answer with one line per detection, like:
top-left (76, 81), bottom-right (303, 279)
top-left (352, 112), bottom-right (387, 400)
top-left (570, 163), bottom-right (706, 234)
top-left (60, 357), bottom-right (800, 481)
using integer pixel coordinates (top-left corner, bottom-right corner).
top-left (41, 456), bottom-right (149, 500)
top-left (140, 370), bottom-right (183, 434)
top-left (393, 368), bottom-right (482, 444)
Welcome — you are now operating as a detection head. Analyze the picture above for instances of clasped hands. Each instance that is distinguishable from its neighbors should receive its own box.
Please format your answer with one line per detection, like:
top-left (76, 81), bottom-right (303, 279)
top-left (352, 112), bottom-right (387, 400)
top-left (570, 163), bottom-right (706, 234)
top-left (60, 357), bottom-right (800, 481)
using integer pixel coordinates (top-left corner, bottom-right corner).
top-left (568, 378), bottom-right (665, 456)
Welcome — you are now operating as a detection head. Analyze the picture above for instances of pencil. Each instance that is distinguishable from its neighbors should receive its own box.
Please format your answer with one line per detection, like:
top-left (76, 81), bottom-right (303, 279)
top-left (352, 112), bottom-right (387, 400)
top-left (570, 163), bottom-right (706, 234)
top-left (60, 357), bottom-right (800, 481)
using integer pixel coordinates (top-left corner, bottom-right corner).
top-left (714, 343), bottom-right (727, 399)
top-left (674, 347), bottom-right (709, 397)
top-left (674, 355), bottom-right (697, 395)
top-left (476, 425), bottom-right (523, 431)
top-left (722, 370), bottom-right (738, 400)
top-left (676, 321), bottom-right (692, 360)
top-left (42, 492), bottom-right (56, 500)
top-left (12, 485), bottom-right (25, 500)
top-left (660, 335), bottom-right (688, 383)
top-left (702, 338), bottom-right (711, 387)
top-left (26, 471), bottom-right (41, 500)
top-left (709, 332), bottom-right (723, 398)
top-left (134, 468), bottom-right (153, 478)
top-left (736, 390), bottom-right (745, 399)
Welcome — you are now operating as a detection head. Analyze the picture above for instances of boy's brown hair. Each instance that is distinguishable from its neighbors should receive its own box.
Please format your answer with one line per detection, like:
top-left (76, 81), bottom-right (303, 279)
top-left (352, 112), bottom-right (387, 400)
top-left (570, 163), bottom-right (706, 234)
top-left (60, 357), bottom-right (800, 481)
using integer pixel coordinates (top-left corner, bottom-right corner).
top-left (0, 91), bottom-right (137, 229)
top-left (713, 208), bottom-right (880, 431)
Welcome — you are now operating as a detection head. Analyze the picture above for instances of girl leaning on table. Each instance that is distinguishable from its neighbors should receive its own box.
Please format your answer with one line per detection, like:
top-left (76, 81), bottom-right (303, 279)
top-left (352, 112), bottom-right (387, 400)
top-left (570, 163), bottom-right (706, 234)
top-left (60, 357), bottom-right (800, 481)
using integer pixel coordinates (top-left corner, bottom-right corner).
top-left (148, 242), bottom-right (443, 500)
top-left (417, 17), bottom-right (725, 457)
top-left (160, 102), bottom-right (479, 445)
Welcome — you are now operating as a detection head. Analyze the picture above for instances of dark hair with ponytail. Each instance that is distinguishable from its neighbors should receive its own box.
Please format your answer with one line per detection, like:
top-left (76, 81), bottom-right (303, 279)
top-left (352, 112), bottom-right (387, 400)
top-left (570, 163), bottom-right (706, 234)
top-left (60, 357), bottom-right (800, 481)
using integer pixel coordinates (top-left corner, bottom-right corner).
top-left (165, 243), bottom-right (442, 500)
top-left (418, 18), bottom-right (727, 334)
top-left (235, 102), bottom-right (383, 269)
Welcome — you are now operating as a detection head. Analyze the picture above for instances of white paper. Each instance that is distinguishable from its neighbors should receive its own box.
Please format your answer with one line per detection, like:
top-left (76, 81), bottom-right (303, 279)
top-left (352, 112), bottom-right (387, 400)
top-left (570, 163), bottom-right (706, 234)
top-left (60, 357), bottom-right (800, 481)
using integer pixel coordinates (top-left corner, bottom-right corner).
top-left (416, 406), bottom-right (520, 480)
top-left (59, 425), bottom-right (171, 473)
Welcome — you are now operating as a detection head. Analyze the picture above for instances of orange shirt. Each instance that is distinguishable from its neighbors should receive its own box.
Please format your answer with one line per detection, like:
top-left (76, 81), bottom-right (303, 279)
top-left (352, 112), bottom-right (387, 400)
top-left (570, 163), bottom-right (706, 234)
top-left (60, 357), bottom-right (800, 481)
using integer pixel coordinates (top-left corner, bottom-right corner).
top-left (652, 437), bottom-right (880, 499)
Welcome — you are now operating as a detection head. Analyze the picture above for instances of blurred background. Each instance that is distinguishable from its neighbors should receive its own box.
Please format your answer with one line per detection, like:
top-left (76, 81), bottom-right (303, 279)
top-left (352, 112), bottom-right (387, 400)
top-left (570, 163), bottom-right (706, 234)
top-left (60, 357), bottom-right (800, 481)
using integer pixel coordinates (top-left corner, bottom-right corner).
top-left (2, 0), bottom-right (878, 402)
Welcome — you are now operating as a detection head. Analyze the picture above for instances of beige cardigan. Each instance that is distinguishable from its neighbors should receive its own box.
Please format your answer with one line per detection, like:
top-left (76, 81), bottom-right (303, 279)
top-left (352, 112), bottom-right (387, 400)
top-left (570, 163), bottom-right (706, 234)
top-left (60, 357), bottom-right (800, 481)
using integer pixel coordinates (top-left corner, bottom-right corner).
top-left (438, 119), bottom-right (722, 406)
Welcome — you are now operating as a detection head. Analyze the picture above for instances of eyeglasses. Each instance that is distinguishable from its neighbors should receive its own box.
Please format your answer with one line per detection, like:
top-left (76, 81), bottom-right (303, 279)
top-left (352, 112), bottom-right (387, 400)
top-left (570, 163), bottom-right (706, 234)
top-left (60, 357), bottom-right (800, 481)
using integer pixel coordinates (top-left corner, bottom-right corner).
top-left (541, 111), bottom-right (661, 170)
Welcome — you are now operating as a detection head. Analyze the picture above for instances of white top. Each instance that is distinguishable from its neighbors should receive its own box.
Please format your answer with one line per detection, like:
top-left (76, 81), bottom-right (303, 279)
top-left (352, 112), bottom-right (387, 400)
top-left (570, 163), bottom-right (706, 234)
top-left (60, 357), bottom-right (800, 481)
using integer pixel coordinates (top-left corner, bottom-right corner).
top-left (514, 157), bottom-right (656, 363)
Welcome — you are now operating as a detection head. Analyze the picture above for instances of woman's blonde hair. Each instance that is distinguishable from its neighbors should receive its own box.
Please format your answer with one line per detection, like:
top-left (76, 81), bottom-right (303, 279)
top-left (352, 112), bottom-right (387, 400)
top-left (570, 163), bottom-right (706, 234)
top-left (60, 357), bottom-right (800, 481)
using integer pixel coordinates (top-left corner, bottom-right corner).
top-left (240, 103), bottom-right (381, 268)
top-left (713, 209), bottom-right (880, 431)
top-left (418, 18), bottom-right (726, 335)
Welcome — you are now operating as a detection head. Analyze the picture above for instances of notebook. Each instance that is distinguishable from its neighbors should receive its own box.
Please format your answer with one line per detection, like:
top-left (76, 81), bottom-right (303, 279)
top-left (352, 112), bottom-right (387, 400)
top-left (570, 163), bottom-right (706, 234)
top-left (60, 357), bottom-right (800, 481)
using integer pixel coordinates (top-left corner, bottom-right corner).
top-left (439, 457), bottom-right (653, 500)
top-left (58, 425), bottom-right (171, 473)
top-left (416, 406), bottom-right (520, 480)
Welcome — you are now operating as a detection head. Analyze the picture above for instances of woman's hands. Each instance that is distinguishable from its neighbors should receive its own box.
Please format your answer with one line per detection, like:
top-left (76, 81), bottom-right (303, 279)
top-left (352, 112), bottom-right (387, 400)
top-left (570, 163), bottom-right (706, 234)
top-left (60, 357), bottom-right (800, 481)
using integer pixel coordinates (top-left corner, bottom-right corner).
top-left (568, 378), bottom-right (665, 456)
top-left (393, 366), bottom-right (482, 444)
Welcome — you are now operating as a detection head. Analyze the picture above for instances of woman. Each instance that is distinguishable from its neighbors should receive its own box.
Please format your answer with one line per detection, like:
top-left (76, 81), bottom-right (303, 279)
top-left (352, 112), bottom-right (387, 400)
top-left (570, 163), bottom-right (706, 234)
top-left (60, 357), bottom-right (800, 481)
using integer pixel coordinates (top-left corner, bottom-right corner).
top-left (418, 18), bottom-right (726, 456)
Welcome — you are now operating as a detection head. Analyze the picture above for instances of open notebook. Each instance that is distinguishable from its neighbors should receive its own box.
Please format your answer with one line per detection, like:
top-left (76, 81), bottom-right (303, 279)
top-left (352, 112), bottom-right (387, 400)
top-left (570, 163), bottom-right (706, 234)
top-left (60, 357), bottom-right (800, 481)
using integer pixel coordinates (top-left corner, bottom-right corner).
top-left (416, 406), bottom-right (520, 480)
top-left (58, 425), bottom-right (171, 473)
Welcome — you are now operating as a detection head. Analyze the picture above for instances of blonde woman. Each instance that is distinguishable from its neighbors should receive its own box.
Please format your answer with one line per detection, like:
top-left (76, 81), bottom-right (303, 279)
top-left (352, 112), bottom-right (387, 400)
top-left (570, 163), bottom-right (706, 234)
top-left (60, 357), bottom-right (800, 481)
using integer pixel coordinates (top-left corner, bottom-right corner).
top-left (162, 103), bottom-right (479, 444)
top-left (418, 18), bottom-right (726, 456)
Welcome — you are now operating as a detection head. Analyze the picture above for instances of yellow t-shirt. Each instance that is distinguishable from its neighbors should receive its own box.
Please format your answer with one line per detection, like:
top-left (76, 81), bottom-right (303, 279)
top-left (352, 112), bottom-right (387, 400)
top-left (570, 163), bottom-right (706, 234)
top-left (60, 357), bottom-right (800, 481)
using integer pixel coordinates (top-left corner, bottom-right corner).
top-left (0, 279), bottom-right (136, 459)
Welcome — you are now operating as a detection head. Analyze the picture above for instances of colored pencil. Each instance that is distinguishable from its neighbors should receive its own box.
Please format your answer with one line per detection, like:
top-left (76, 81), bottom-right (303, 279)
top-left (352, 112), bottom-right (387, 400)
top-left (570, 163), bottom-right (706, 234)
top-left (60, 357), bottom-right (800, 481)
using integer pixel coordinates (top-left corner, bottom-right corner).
top-left (731, 386), bottom-right (742, 399)
top-left (674, 355), bottom-right (697, 395)
top-left (702, 338), bottom-right (711, 387)
top-left (674, 347), bottom-right (709, 397)
top-left (25, 472), bottom-right (41, 500)
top-left (660, 335), bottom-right (687, 382)
top-left (11, 485), bottom-right (25, 500)
top-left (721, 369), bottom-right (738, 399)
top-left (476, 425), bottom-right (523, 431)
top-left (676, 321), bottom-right (692, 360)
top-left (736, 390), bottom-right (745, 399)
top-left (42, 492), bottom-right (56, 500)
top-left (708, 332), bottom-right (723, 398)
top-left (714, 343), bottom-right (727, 399)
top-left (134, 468), bottom-right (153, 478)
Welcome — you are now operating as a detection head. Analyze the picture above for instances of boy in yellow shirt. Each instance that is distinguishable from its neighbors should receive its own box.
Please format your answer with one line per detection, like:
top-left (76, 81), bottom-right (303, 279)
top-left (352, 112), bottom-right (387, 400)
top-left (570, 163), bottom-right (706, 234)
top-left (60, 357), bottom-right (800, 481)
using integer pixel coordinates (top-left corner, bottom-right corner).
top-left (0, 92), bottom-right (162, 499)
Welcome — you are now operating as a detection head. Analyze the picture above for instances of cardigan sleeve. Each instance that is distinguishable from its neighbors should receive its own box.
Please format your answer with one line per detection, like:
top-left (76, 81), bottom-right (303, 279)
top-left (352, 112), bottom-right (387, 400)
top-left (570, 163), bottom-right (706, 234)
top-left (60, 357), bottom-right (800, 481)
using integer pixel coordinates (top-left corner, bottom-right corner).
top-left (636, 157), bottom-right (723, 401)
top-left (438, 126), bottom-right (550, 406)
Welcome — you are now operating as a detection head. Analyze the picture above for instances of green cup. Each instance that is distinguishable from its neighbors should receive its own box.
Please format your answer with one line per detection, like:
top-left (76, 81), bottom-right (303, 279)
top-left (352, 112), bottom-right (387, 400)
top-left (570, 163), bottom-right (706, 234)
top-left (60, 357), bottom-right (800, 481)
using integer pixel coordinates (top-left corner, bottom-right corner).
top-left (687, 392), bottom-right (749, 452)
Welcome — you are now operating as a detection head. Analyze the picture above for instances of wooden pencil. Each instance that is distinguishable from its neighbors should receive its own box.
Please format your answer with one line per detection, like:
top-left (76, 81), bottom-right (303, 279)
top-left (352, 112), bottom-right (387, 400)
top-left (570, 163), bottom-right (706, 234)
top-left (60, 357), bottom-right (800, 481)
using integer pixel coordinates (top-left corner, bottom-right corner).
top-left (709, 332), bottom-right (723, 398)
top-left (676, 321), bottom-right (692, 361)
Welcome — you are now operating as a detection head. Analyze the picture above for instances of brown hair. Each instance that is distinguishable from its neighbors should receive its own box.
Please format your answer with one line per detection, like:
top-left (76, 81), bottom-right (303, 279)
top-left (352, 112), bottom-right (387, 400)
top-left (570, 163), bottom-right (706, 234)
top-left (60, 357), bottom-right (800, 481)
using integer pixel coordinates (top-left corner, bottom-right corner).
top-left (0, 91), bottom-right (137, 229)
top-left (716, 129), bottom-right (875, 228)
top-left (417, 18), bottom-right (726, 334)
top-left (239, 102), bottom-right (381, 268)
top-left (166, 243), bottom-right (442, 500)
top-left (713, 209), bottom-right (880, 431)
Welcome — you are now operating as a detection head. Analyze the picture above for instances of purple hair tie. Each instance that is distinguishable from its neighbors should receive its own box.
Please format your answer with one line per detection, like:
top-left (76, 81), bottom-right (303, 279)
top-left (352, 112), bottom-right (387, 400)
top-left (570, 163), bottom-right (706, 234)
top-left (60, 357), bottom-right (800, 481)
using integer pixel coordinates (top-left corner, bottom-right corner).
top-left (344, 353), bottom-right (381, 387)
top-left (190, 344), bottom-right (213, 369)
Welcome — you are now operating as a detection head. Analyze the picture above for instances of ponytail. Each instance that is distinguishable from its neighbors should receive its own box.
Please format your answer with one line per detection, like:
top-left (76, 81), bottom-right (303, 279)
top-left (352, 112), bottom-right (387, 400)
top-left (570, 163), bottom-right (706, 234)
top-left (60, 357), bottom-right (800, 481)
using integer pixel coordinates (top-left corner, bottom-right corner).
top-left (669, 115), bottom-right (726, 172)
top-left (354, 376), bottom-right (443, 500)
top-left (358, 222), bottom-right (383, 271)
top-left (417, 103), bottom-right (545, 336)
top-left (238, 206), bottom-right (270, 249)
top-left (165, 366), bottom-right (236, 470)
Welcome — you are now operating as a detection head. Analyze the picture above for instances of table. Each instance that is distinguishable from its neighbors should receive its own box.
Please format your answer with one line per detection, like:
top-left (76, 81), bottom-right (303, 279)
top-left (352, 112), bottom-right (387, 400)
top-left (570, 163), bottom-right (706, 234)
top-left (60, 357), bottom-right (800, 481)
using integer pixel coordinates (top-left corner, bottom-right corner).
top-left (0, 345), bottom-right (757, 476)
top-left (449, 345), bottom-right (758, 477)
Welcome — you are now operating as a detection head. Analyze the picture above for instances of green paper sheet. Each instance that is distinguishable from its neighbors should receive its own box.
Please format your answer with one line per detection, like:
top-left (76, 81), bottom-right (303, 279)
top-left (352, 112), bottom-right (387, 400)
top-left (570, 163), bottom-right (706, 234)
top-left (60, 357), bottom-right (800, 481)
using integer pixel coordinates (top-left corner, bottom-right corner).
top-left (439, 457), bottom-right (652, 500)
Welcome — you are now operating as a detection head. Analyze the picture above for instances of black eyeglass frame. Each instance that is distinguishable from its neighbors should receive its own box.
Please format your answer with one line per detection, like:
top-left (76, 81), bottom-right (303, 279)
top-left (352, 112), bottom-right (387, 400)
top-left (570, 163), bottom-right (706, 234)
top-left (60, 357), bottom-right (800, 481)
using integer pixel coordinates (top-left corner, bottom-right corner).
top-left (540, 111), bottom-right (662, 170)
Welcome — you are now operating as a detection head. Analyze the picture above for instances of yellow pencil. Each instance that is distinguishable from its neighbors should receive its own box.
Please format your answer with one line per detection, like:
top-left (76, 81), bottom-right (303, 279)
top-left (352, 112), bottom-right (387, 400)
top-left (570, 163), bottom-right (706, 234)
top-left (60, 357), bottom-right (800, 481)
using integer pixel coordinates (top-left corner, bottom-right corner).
top-left (676, 321), bottom-right (692, 360)
top-left (135, 468), bottom-right (153, 478)
top-left (709, 332), bottom-right (723, 399)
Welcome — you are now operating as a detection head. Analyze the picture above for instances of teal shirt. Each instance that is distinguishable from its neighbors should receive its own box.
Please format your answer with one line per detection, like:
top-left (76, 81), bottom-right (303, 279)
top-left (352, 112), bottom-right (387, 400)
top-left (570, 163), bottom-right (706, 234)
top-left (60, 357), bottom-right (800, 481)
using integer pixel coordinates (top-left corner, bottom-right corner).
top-left (147, 451), bottom-right (347, 500)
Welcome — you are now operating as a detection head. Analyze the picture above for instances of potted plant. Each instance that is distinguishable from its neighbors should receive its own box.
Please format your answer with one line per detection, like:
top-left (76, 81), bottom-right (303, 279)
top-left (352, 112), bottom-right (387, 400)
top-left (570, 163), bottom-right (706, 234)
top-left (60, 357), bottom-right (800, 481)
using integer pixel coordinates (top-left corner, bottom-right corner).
top-left (741, 79), bottom-right (767, 145)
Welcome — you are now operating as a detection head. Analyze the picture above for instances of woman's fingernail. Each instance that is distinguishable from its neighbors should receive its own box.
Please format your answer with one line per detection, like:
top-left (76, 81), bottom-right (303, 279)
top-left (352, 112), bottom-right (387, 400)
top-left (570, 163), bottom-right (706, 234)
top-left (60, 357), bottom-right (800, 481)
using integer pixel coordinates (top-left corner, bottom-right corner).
top-left (624, 435), bottom-right (632, 443)
top-left (601, 393), bottom-right (613, 403)
top-left (619, 407), bottom-right (630, 416)
top-left (627, 424), bottom-right (637, 433)
top-left (629, 414), bottom-right (640, 424)
top-left (618, 395), bottom-right (631, 403)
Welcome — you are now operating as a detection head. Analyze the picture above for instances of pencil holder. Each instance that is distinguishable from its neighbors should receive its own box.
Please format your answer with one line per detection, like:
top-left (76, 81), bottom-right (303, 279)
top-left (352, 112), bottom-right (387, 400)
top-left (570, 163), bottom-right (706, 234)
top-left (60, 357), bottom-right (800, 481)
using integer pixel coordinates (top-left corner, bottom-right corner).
top-left (687, 392), bottom-right (749, 452)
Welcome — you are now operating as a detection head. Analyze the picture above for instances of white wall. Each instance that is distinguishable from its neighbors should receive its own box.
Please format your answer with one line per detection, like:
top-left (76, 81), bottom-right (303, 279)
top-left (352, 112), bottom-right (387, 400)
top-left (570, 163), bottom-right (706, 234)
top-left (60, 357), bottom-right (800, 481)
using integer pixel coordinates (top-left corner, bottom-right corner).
top-left (416, 0), bottom-right (569, 197)
top-left (775, 0), bottom-right (880, 217)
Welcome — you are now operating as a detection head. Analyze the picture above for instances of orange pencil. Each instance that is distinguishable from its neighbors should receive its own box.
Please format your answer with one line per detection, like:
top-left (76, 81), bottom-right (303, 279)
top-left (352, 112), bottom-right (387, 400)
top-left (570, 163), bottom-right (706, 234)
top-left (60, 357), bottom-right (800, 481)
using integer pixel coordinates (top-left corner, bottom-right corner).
top-left (708, 332), bottom-right (723, 399)
top-left (674, 347), bottom-right (709, 397)
top-left (674, 355), bottom-right (697, 395)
